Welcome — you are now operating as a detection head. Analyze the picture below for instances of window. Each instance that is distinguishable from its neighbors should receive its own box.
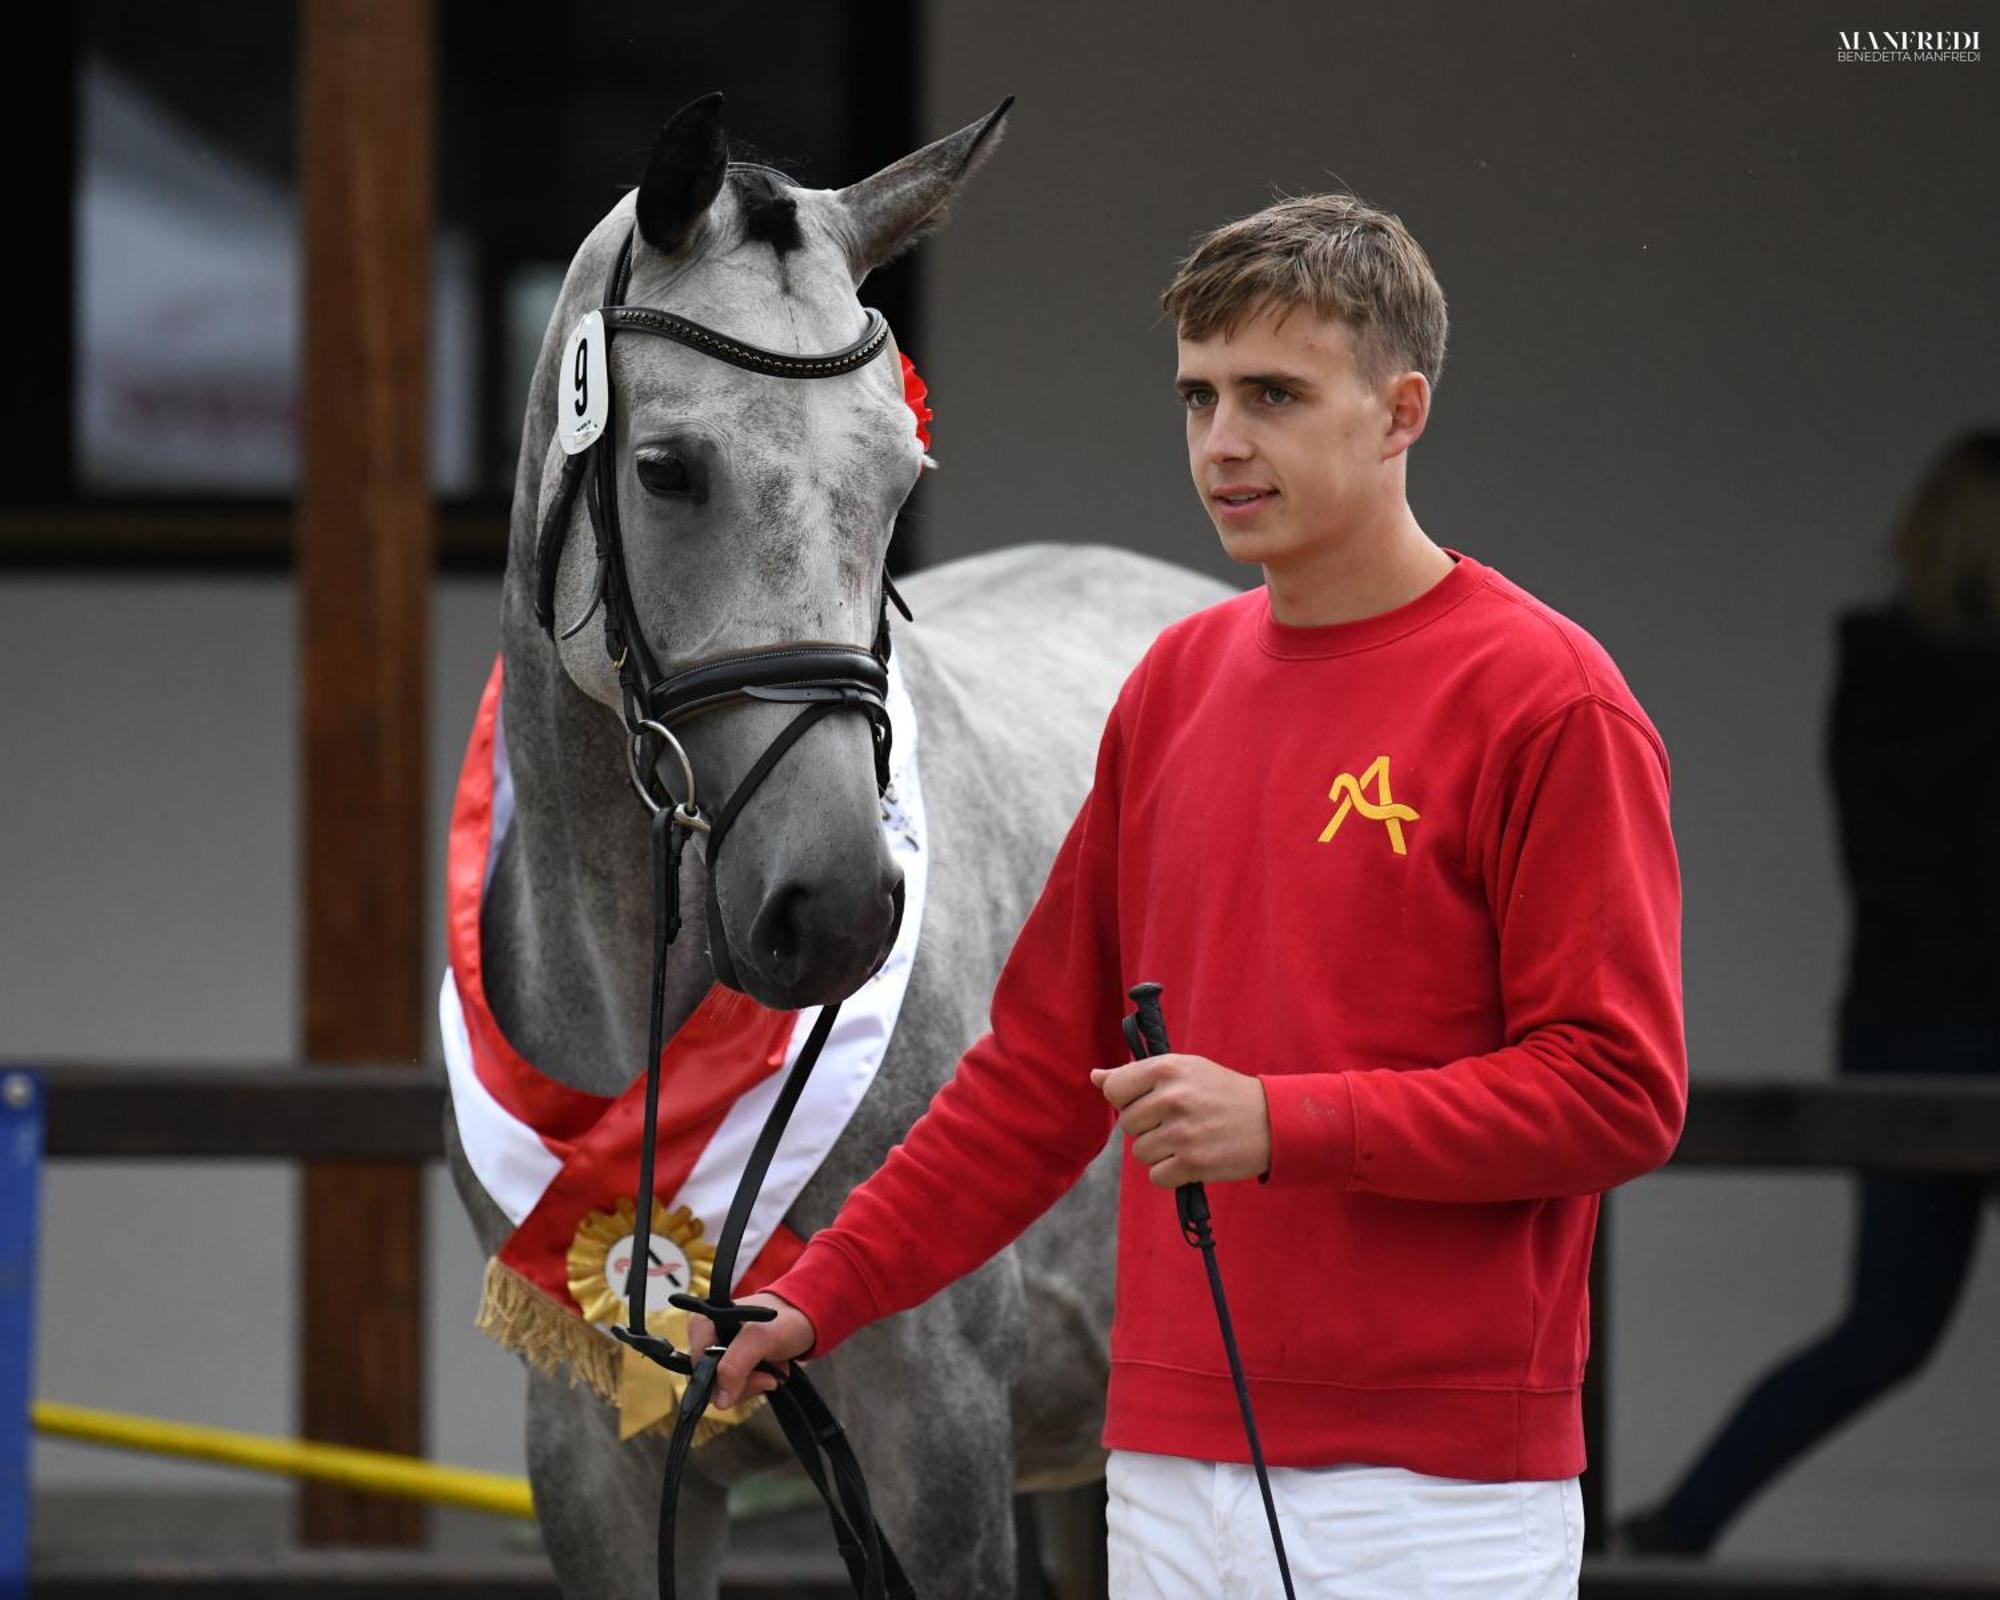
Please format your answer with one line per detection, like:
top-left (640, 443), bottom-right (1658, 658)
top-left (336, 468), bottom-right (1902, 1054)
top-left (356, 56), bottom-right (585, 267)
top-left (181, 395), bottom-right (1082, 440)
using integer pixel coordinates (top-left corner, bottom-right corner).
top-left (7, 0), bottom-right (921, 565)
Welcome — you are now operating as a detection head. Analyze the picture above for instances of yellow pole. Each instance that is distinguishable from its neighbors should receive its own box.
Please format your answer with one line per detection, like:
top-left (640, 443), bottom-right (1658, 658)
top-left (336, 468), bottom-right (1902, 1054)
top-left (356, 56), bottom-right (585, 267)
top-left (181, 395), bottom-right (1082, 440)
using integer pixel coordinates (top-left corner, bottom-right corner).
top-left (32, 1400), bottom-right (535, 1521)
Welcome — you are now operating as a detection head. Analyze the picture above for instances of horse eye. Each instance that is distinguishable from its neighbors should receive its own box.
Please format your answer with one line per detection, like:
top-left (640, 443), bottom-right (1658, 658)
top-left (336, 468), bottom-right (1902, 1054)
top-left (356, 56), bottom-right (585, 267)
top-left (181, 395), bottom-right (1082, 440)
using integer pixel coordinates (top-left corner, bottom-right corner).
top-left (636, 451), bottom-right (692, 498)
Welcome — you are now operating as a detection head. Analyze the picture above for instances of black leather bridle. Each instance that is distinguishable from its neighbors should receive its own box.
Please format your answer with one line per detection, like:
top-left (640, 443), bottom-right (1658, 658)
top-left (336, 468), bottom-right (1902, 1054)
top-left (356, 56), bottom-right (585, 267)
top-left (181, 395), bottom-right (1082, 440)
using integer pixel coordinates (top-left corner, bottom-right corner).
top-left (533, 224), bottom-right (913, 994)
top-left (536, 222), bottom-right (914, 1599)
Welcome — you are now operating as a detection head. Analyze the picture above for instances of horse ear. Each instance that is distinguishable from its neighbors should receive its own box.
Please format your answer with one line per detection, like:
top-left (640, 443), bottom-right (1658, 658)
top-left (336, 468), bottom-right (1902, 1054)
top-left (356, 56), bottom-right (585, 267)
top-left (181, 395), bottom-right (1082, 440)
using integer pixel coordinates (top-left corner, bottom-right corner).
top-left (636, 92), bottom-right (729, 256)
top-left (834, 97), bottom-right (1013, 280)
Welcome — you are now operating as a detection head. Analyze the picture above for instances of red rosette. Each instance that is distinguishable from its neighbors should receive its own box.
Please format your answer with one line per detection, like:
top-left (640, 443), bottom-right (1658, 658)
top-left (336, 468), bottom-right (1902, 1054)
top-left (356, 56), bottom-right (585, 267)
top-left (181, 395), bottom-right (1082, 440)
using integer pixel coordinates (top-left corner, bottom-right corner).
top-left (899, 352), bottom-right (933, 452)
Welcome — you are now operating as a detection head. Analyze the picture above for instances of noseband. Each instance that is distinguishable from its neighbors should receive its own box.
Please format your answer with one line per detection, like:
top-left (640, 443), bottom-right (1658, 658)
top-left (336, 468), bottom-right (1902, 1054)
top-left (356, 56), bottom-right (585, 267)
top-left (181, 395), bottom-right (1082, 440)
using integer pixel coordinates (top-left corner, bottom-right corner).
top-left (536, 224), bottom-right (914, 1598)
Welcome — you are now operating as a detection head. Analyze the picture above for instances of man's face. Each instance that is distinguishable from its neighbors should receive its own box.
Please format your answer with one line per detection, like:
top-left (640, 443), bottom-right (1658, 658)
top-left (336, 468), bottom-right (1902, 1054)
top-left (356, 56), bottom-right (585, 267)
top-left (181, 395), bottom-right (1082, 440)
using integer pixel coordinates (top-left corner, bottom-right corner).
top-left (1176, 304), bottom-right (1401, 570)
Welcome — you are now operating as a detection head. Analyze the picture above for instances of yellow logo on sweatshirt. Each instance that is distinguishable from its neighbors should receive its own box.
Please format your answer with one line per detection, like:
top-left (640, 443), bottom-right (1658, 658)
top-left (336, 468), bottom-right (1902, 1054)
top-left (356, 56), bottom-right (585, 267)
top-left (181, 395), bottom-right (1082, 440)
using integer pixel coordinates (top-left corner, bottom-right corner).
top-left (1319, 756), bottom-right (1419, 855)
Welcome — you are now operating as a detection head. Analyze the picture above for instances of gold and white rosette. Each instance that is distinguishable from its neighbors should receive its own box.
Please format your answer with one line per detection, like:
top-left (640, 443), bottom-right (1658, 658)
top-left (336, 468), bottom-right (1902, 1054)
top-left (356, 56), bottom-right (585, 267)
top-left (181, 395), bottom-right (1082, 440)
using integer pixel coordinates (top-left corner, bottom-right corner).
top-left (565, 1198), bottom-right (763, 1443)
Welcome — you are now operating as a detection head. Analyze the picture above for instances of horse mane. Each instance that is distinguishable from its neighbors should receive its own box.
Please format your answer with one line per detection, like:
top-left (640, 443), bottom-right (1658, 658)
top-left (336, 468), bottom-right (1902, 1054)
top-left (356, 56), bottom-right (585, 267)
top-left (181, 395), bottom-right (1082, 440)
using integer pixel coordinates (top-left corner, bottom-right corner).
top-left (728, 162), bottom-right (803, 256)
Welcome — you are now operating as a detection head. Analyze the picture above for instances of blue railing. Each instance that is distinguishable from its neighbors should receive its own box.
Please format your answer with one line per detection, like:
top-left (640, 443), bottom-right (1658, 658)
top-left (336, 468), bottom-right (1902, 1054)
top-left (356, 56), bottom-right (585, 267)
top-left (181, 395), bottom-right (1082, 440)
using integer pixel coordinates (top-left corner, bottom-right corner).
top-left (0, 1070), bottom-right (44, 1600)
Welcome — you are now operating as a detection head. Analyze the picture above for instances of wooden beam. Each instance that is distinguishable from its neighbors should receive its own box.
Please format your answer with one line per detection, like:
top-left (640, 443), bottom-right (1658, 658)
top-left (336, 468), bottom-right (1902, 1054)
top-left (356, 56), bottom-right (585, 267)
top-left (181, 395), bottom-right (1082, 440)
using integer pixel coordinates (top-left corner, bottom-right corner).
top-left (296, 0), bottom-right (434, 1547)
top-left (33, 1073), bottom-right (2000, 1173)
top-left (38, 1066), bottom-right (446, 1161)
top-left (0, 506), bottom-right (507, 571)
top-left (1671, 1079), bottom-right (2000, 1174)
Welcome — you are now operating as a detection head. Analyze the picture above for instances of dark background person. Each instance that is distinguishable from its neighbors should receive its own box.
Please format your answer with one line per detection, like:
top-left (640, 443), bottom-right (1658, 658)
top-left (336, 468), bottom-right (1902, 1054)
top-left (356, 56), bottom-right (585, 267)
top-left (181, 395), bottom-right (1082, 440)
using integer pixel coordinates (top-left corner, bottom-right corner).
top-left (1617, 429), bottom-right (2000, 1557)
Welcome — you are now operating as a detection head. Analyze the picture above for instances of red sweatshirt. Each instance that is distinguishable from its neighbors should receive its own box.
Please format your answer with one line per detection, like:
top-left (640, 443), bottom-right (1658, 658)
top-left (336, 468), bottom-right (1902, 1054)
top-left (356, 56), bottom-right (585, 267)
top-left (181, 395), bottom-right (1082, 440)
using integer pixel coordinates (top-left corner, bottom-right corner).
top-left (764, 548), bottom-right (1686, 1482)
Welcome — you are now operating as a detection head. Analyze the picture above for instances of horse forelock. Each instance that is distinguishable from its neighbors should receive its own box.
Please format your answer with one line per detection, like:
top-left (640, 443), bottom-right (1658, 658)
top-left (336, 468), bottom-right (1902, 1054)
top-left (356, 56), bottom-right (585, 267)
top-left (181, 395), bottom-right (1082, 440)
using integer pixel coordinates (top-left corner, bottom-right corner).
top-left (618, 177), bottom-right (867, 357)
top-left (727, 162), bottom-right (804, 256)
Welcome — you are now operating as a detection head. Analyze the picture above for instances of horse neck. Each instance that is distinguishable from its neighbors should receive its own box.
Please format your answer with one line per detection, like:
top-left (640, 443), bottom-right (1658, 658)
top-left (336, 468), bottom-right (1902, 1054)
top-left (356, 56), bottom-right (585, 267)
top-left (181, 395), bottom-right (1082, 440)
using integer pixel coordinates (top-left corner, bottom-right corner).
top-left (481, 602), bottom-right (717, 1098)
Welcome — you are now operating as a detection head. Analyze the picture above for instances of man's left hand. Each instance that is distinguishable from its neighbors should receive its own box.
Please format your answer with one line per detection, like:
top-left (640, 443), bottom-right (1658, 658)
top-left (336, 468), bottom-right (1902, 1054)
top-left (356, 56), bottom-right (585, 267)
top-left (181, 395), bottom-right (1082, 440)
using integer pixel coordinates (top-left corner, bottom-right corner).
top-left (1089, 1053), bottom-right (1271, 1187)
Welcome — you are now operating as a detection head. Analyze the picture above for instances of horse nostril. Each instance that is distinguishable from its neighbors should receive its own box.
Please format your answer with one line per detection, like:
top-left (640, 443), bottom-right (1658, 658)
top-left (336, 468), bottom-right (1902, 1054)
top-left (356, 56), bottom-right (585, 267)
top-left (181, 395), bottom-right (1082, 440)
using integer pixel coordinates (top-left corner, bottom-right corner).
top-left (756, 884), bottom-right (809, 972)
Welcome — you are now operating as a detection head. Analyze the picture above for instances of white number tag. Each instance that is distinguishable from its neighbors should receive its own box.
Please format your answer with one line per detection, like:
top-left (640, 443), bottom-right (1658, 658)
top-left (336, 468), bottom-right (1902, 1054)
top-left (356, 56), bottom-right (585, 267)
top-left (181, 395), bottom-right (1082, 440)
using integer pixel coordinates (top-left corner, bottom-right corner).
top-left (557, 310), bottom-right (610, 455)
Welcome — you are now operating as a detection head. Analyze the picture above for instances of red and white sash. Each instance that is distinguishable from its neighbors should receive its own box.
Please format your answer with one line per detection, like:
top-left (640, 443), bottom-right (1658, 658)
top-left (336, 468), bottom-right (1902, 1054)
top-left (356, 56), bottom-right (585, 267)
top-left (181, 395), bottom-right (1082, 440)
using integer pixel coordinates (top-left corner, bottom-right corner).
top-left (440, 653), bottom-right (927, 1438)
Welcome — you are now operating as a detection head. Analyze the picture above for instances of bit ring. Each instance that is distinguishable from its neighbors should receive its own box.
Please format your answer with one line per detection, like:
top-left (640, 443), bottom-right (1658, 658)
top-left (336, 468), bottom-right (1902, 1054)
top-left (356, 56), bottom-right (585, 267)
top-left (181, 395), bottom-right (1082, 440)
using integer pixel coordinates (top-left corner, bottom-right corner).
top-left (625, 718), bottom-right (706, 830)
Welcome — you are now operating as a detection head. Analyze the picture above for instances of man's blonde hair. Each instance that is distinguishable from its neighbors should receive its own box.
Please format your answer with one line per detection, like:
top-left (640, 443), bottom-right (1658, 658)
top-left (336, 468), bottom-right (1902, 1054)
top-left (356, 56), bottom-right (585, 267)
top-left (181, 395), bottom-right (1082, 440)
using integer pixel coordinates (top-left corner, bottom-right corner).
top-left (1161, 192), bottom-right (1449, 394)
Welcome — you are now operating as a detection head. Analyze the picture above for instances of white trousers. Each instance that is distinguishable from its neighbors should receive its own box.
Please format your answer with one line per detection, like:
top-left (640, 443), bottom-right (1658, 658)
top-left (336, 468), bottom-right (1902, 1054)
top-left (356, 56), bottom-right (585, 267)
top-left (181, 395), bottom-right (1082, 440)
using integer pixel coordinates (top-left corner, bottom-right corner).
top-left (1105, 1450), bottom-right (1583, 1599)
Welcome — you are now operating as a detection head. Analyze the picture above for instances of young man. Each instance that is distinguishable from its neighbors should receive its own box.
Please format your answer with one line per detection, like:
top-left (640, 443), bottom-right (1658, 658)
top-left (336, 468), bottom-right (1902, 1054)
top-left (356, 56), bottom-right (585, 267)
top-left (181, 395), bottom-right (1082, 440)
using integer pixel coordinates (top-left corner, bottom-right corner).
top-left (696, 194), bottom-right (1687, 1596)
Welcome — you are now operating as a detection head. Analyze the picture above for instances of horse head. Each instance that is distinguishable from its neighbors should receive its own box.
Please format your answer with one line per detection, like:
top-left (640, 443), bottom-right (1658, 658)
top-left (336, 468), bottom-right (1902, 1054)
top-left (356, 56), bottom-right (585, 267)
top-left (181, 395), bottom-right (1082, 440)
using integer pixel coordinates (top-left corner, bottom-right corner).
top-left (519, 92), bottom-right (1008, 1013)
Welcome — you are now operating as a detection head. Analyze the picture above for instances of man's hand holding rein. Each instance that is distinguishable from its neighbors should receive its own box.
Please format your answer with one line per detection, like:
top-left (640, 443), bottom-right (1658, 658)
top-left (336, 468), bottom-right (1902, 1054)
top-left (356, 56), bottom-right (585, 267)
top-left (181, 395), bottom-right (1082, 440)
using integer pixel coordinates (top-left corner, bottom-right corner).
top-left (690, 1294), bottom-right (817, 1413)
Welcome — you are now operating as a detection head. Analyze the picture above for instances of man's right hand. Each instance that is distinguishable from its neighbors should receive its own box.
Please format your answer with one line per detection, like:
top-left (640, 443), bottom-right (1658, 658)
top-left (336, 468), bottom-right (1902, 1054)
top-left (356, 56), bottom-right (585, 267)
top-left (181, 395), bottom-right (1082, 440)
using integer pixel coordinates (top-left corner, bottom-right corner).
top-left (685, 1292), bottom-right (817, 1411)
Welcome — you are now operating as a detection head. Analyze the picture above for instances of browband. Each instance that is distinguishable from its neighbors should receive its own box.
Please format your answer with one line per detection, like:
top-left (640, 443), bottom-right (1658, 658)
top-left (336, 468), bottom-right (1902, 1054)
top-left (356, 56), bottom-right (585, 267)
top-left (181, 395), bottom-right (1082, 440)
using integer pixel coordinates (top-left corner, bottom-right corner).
top-left (602, 305), bottom-right (890, 379)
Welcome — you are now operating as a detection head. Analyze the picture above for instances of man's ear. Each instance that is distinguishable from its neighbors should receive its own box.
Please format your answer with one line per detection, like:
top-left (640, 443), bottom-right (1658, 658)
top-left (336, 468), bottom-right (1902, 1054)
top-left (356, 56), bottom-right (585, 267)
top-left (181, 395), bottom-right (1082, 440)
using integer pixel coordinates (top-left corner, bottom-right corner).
top-left (1383, 371), bottom-right (1431, 458)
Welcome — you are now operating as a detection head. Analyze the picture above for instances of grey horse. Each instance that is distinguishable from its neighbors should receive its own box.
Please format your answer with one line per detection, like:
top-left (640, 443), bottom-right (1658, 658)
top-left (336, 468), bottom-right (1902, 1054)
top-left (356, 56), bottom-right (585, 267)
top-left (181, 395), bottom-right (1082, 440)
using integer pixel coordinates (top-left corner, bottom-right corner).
top-left (445, 94), bottom-right (1233, 1597)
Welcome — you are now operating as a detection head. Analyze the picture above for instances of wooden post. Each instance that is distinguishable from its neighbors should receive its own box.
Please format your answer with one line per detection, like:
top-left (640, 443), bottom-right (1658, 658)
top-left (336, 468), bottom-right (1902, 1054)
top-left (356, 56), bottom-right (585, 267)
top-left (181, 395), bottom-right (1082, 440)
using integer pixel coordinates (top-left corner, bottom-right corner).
top-left (297, 0), bottom-right (433, 1546)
